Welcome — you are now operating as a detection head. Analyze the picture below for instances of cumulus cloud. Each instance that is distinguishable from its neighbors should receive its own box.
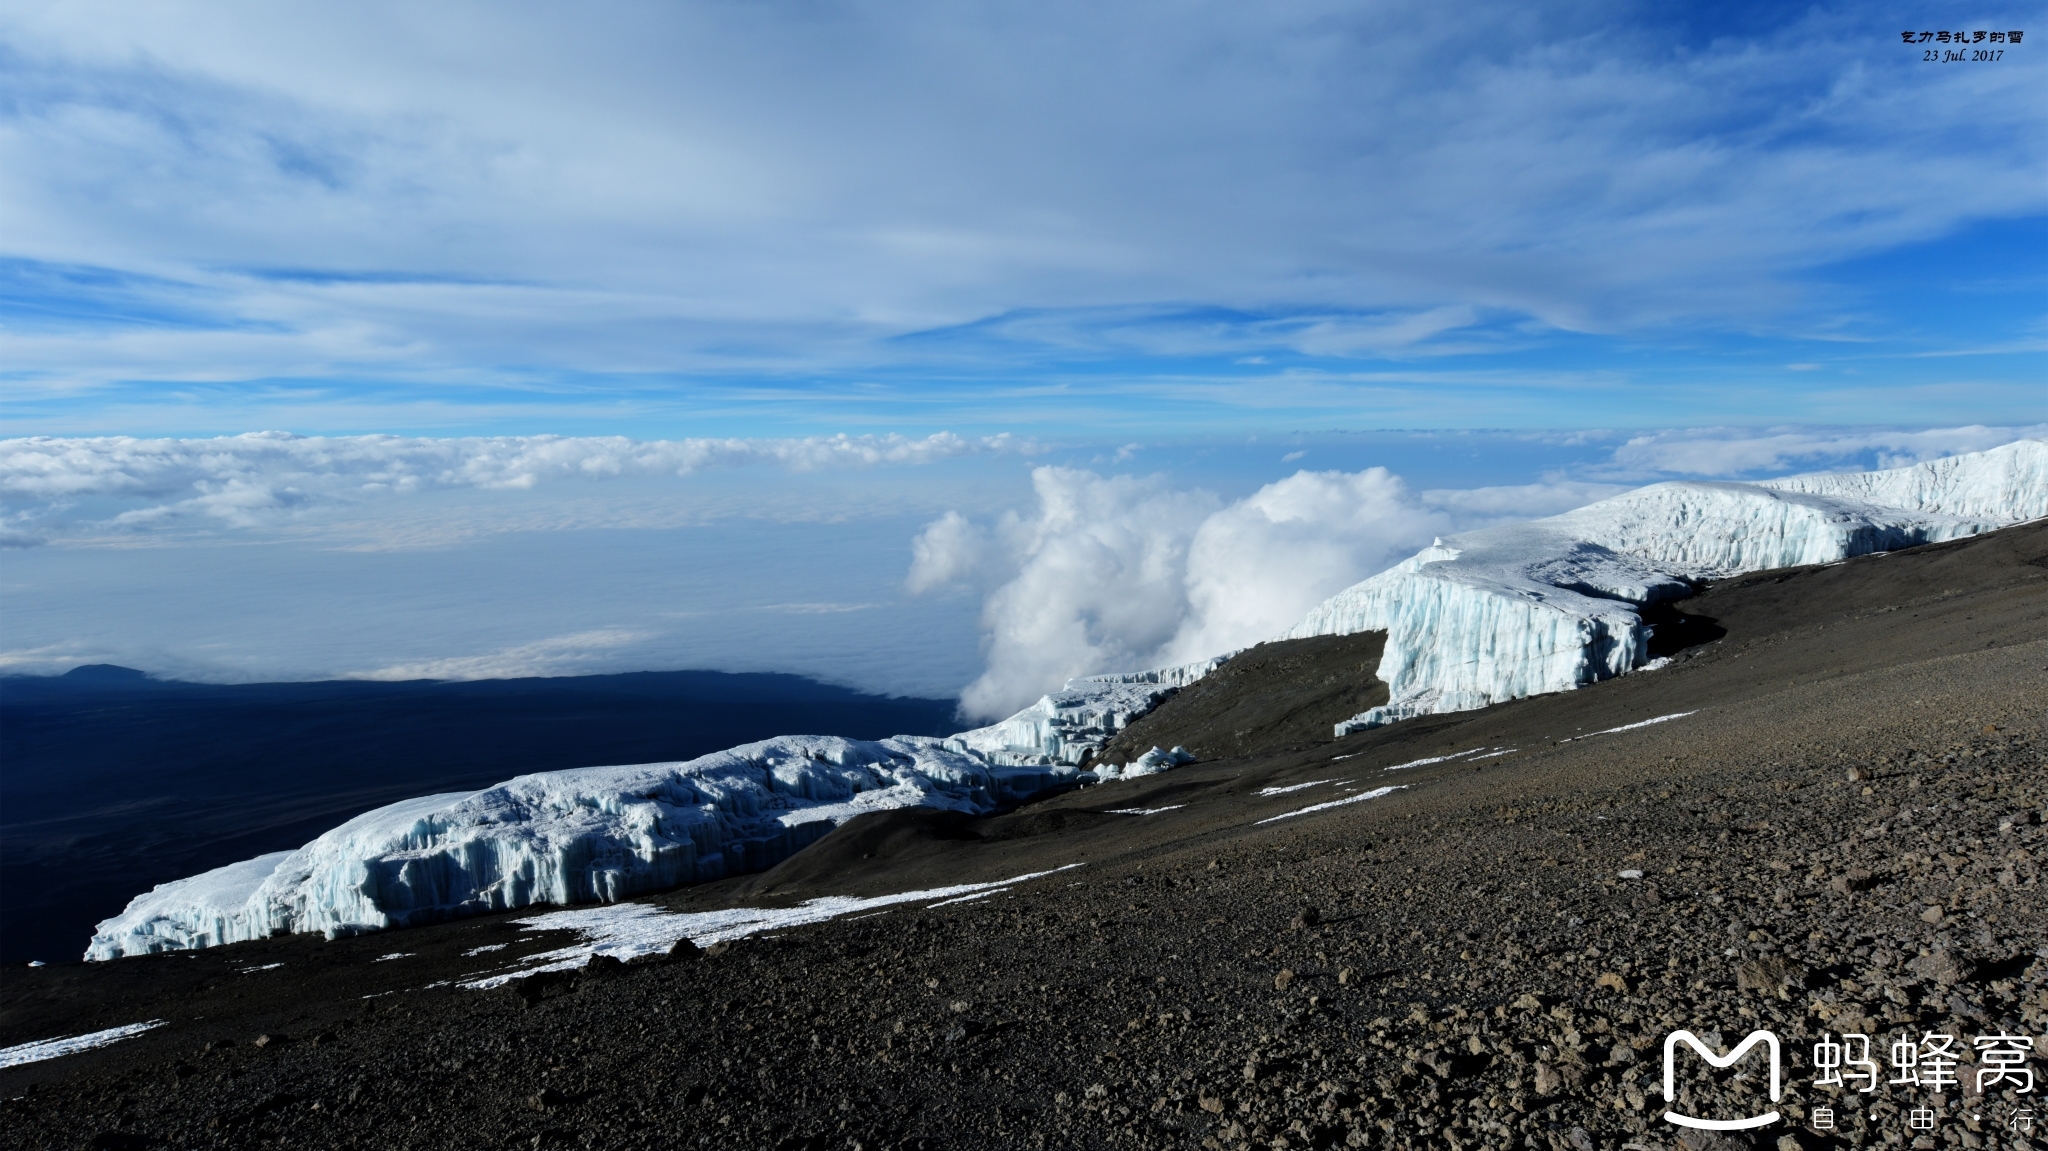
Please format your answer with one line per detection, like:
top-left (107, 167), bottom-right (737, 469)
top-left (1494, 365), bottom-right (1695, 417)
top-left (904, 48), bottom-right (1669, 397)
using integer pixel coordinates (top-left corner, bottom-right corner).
top-left (914, 465), bottom-right (1618, 719)
top-left (0, 431), bottom-right (1021, 539)
top-left (911, 469), bottom-right (1219, 719)
top-left (1154, 469), bottom-right (1448, 666)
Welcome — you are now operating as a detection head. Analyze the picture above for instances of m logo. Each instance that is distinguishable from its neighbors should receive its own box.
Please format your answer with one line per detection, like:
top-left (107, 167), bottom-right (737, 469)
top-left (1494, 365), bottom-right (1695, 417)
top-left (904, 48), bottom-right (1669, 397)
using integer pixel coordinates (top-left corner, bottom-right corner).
top-left (1661, 1029), bottom-right (1782, 1131)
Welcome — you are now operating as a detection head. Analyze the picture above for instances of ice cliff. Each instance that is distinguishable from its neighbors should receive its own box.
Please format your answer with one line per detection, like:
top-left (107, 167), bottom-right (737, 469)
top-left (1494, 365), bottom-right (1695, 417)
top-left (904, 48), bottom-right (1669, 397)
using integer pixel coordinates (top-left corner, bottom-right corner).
top-left (87, 661), bottom-right (1224, 960)
top-left (87, 735), bottom-right (1095, 960)
top-left (1292, 439), bottom-right (2048, 734)
top-left (942, 656), bottom-right (1232, 768)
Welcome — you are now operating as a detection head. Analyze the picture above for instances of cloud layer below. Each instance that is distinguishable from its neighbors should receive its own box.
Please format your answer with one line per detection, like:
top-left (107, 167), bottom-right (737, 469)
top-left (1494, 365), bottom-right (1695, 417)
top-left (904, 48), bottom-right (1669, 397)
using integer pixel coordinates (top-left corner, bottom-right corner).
top-left (0, 430), bottom-right (1022, 545)
top-left (5, 424), bottom-right (2042, 704)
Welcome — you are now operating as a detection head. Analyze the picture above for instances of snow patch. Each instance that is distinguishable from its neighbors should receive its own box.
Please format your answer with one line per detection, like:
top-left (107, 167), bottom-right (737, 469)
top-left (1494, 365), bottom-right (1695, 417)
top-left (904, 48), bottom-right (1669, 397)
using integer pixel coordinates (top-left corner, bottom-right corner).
top-left (926, 891), bottom-right (1002, 907)
top-left (1379, 748), bottom-right (1487, 772)
top-left (1105, 805), bottom-right (1184, 816)
top-left (1559, 712), bottom-right (1698, 742)
top-left (1258, 779), bottom-right (1340, 796)
top-left (459, 865), bottom-right (1082, 989)
top-left (1255, 786), bottom-right (1406, 824)
top-left (0, 1020), bottom-right (165, 1069)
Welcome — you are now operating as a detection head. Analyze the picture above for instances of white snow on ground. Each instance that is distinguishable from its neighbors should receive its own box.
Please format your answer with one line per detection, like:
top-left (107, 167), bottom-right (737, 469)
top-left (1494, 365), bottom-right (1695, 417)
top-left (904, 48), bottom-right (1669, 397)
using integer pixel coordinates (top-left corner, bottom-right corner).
top-left (458, 865), bottom-right (1082, 989)
top-left (1379, 749), bottom-right (1486, 772)
top-left (1104, 805), bottom-right (1185, 816)
top-left (1559, 712), bottom-right (1698, 742)
top-left (926, 891), bottom-right (1002, 908)
top-left (1258, 779), bottom-right (1339, 796)
top-left (1256, 786), bottom-right (1406, 825)
top-left (0, 1020), bottom-right (165, 1070)
top-left (1301, 440), bottom-right (2047, 735)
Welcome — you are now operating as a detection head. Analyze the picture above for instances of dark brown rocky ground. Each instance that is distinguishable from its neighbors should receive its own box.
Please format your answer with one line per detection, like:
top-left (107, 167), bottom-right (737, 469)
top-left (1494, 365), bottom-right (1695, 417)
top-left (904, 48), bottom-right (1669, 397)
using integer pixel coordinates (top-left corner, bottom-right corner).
top-left (1094, 632), bottom-right (1390, 767)
top-left (4, 521), bottom-right (2046, 1151)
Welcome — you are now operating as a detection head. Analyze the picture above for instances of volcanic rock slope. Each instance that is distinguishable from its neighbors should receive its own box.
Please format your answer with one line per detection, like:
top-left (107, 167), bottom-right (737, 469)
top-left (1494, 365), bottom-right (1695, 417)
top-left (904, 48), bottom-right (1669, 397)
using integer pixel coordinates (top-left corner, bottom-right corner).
top-left (4, 521), bottom-right (2046, 1151)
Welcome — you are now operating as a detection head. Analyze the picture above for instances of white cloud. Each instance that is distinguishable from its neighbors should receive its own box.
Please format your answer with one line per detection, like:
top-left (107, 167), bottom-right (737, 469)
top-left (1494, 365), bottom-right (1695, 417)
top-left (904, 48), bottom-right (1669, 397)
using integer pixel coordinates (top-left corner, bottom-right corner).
top-left (1418, 481), bottom-right (1628, 519)
top-left (905, 511), bottom-right (992, 595)
top-left (935, 468), bottom-right (1219, 720)
top-left (0, 0), bottom-right (2040, 390)
top-left (1154, 469), bottom-right (1448, 666)
top-left (349, 628), bottom-right (655, 682)
top-left (915, 464), bottom-right (1615, 718)
top-left (0, 431), bottom-right (1023, 540)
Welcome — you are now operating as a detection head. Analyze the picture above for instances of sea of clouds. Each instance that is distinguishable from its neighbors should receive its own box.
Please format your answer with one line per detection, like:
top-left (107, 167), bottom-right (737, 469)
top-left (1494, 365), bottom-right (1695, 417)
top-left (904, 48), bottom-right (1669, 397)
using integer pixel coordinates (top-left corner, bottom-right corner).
top-left (4, 424), bottom-right (2041, 710)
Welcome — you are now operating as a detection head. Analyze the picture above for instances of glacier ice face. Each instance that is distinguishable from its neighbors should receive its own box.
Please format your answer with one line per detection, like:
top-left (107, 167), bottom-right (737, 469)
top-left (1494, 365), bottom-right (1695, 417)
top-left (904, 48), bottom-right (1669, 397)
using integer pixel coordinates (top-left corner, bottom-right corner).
top-left (1758, 438), bottom-right (2048, 522)
top-left (1301, 441), bottom-right (2045, 734)
top-left (86, 734), bottom-right (1098, 960)
top-left (942, 655), bottom-right (1233, 768)
top-left (87, 660), bottom-right (1223, 961)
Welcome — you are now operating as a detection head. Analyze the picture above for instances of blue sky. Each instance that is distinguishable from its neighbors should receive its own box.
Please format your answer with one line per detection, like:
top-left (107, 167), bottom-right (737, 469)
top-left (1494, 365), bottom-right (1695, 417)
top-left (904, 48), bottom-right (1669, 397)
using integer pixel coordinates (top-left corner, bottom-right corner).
top-left (1, 0), bottom-right (2041, 437)
top-left (1, 1), bottom-right (2043, 703)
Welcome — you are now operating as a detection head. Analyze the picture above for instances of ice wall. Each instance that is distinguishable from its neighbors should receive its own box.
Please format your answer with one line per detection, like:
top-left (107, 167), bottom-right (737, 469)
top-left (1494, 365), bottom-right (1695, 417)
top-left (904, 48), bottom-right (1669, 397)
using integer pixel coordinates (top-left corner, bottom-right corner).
top-left (943, 655), bottom-right (1234, 768)
top-left (87, 734), bottom-right (1087, 960)
top-left (88, 659), bottom-right (1224, 960)
top-left (1758, 438), bottom-right (2048, 522)
top-left (1296, 442), bottom-right (2044, 734)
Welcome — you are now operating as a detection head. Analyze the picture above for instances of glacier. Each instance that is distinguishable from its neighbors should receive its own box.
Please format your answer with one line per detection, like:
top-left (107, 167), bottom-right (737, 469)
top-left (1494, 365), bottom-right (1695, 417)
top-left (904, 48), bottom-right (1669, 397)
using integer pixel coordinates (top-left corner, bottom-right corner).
top-left (85, 667), bottom-right (1222, 960)
top-left (941, 656), bottom-right (1230, 768)
top-left (86, 440), bottom-right (2047, 960)
top-left (1292, 439), bottom-right (2048, 734)
top-left (86, 734), bottom-right (1096, 960)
